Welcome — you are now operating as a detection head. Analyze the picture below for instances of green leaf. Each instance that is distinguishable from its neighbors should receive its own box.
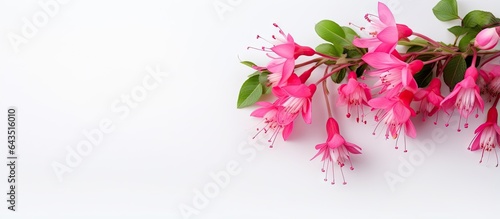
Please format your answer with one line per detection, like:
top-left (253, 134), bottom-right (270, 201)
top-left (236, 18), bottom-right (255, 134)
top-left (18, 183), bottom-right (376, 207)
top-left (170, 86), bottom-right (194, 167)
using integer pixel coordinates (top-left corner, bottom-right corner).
top-left (443, 56), bottom-right (467, 90)
top-left (413, 60), bottom-right (435, 88)
top-left (355, 64), bottom-right (368, 78)
top-left (342, 26), bottom-right (359, 42)
top-left (407, 46), bottom-right (425, 53)
top-left (432, 0), bottom-right (459, 21)
top-left (346, 49), bottom-right (362, 59)
top-left (241, 61), bottom-right (257, 68)
top-left (315, 20), bottom-right (351, 47)
top-left (315, 43), bottom-right (342, 57)
top-left (237, 75), bottom-right (263, 108)
top-left (462, 10), bottom-right (497, 28)
top-left (412, 55), bottom-right (435, 88)
top-left (458, 29), bottom-right (479, 52)
top-left (448, 26), bottom-right (470, 37)
top-left (331, 68), bottom-right (347, 83)
top-left (398, 37), bottom-right (428, 47)
top-left (247, 71), bottom-right (260, 78)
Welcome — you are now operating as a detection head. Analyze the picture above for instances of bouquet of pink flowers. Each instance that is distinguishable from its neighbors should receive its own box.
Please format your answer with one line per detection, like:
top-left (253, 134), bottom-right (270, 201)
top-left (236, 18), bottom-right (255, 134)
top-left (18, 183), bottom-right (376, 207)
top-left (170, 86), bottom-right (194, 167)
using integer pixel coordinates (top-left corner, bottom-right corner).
top-left (236, 0), bottom-right (500, 185)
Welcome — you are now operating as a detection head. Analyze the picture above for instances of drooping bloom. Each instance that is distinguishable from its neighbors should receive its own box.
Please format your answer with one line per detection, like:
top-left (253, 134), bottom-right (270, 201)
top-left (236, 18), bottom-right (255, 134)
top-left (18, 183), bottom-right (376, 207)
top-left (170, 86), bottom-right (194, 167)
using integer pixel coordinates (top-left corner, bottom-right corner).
top-left (251, 80), bottom-right (316, 148)
top-left (251, 101), bottom-right (295, 148)
top-left (480, 64), bottom-right (500, 97)
top-left (337, 72), bottom-right (372, 123)
top-left (414, 78), bottom-right (444, 124)
top-left (352, 2), bottom-right (413, 53)
top-left (251, 24), bottom-right (315, 87)
top-left (469, 106), bottom-right (500, 166)
top-left (273, 81), bottom-right (317, 124)
top-left (369, 90), bottom-right (417, 152)
top-left (311, 118), bottom-right (362, 185)
top-left (441, 66), bottom-right (484, 131)
top-left (474, 27), bottom-right (500, 50)
top-left (363, 52), bottom-right (423, 93)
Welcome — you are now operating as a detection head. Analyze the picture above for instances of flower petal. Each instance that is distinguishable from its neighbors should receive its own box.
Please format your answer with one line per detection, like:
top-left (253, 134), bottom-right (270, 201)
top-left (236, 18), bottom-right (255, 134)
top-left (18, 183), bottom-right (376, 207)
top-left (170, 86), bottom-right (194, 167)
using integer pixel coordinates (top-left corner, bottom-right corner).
top-left (378, 2), bottom-right (396, 26)
top-left (282, 122), bottom-right (294, 140)
top-left (405, 120), bottom-right (417, 138)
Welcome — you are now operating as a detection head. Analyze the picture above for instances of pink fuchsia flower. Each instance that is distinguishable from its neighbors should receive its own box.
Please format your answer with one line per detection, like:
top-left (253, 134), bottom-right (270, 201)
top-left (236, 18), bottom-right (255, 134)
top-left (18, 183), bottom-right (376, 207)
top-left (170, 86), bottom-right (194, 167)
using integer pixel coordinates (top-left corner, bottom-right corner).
top-left (337, 72), bottom-right (372, 123)
top-left (251, 24), bottom-right (315, 87)
top-left (352, 2), bottom-right (413, 53)
top-left (251, 101), bottom-right (295, 148)
top-left (480, 64), bottom-right (500, 97)
top-left (273, 83), bottom-right (317, 124)
top-left (311, 117), bottom-right (362, 185)
top-left (369, 90), bottom-right (417, 152)
top-left (441, 66), bottom-right (484, 131)
top-left (362, 52), bottom-right (423, 93)
top-left (469, 106), bottom-right (500, 166)
top-left (414, 78), bottom-right (444, 124)
top-left (474, 27), bottom-right (500, 50)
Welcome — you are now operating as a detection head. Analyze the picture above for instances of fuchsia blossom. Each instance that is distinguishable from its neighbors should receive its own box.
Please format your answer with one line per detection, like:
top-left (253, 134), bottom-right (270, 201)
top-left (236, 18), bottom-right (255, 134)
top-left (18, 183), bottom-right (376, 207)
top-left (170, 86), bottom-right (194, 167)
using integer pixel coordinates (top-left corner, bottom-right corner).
top-left (363, 52), bottom-right (423, 93)
top-left (251, 101), bottom-right (294, 148)
top-left (474, 27), bottom-right (500, 50)
top-left (414, 78), bottom-right (444, 124)
top-left (337, 72), bottom-right (372, 123)
top-left (311, 118), bottom-right (362, 185)
top-left (251, 78), bottom-right (316, 148)
top-left (441, 66), bottom-right (484, 131)
top-left (352, 2), bottom-right (413, 53)
top-left (469, 106), bottom-right (500, 166)
top-left (369, 90), bottom-right (417, 152)
top-left (273, 74), bottom-right (317, 124)
top-left (480, 64), bottom-right (500, 97)
top-left (252, 24), bottom-right (315, 87)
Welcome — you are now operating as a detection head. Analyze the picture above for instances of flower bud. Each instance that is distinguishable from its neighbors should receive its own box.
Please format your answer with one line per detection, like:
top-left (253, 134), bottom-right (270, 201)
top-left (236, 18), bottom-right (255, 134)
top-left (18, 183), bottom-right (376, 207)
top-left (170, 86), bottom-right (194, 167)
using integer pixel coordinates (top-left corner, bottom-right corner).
top-left (474, 27), bottom-right (500, 50)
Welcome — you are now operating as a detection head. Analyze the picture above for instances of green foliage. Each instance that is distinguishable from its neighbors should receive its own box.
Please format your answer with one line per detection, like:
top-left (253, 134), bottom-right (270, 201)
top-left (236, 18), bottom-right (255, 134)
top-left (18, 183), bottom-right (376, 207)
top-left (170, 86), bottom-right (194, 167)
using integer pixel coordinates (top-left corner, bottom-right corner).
top-left (443, 56), bottom-right (467, 91)
top-left (462, 10), bottom-right (497, 28)
top-left (331, 68), bottom-right (347, 83)
top-left (315, 43), bottom-right (342, 57)
top-left (237, 75), bottom-right (263, 108)
top-left (432, 0), bottom-right (460, 21)
top-left (448, 26), bottom-right (470, 37)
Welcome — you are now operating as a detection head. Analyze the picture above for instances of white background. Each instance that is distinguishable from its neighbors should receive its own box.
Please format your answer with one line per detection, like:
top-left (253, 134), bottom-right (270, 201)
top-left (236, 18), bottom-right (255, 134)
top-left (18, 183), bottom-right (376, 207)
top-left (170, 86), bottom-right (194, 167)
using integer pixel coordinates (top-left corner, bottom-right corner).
top-left (1, 0), bottom-right (500, 218)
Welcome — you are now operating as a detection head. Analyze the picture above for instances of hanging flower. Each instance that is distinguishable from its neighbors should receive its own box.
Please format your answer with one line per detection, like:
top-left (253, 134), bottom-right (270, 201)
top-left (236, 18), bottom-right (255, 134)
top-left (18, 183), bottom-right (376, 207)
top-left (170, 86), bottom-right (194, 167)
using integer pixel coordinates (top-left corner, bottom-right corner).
top-left (469, 106), bottom-right (500, 166)
top-left (441, 66), bottom-right (484, 131)
top-left (311, 118), bottom-right (362, 185)
top-left (250, 24), bottom-right (315, 87)
top-left (362, 52), bottom-right (423, 93)
top-left (250, 101), bottom-right (295, 148)
top-left (337, 72), bottom-right (372, 123)
top-left (369, 90), bottom-right (417, 152)
top-left (414, 78), bottom-right (444, 124)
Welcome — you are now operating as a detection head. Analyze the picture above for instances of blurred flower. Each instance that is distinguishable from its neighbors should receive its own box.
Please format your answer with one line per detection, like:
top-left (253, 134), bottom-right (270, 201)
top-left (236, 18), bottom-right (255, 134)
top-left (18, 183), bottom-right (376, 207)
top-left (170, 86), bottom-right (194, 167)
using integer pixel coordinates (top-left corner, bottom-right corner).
top-left (311, 118), bottom-right (362, 185)
top-left (480, 64), bottom-right (500, 97)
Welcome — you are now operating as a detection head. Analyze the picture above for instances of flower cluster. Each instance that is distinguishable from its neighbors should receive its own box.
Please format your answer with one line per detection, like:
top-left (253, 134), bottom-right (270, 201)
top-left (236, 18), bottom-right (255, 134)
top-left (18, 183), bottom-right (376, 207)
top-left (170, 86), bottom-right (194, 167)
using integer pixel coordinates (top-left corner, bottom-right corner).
top-left (237, 1), bottom-right (500, 185)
